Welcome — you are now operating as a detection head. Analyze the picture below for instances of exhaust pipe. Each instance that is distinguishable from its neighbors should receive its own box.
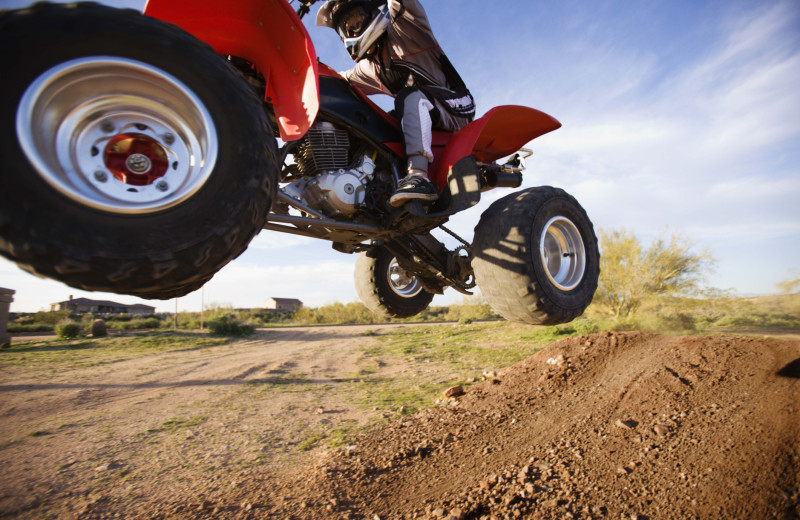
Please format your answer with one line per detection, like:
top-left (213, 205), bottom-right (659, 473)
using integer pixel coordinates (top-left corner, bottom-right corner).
top-left (482, 170), bottom-right (523, 188)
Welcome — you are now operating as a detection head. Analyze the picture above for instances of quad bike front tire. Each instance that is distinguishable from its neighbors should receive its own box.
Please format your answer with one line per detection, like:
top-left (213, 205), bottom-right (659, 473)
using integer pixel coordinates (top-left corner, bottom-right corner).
top-left (472, 187), bottom-right (599, 325)
top-left (355, 247), bottom-right (435, 319)
top-left (0, 3), bottom-right (277, 299)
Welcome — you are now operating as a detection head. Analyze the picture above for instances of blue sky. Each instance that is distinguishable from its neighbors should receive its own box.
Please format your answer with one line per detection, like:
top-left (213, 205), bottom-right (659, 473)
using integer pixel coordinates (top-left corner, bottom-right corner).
top-left (1, 0), bottom-right (798, 312)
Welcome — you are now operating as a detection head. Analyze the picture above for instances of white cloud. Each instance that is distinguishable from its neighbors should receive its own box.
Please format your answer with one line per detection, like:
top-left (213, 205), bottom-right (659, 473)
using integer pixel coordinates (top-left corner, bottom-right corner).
top-left (247, 231), bottom-right (313, 250)
top-left (707, 176), bottom-right (800, 202)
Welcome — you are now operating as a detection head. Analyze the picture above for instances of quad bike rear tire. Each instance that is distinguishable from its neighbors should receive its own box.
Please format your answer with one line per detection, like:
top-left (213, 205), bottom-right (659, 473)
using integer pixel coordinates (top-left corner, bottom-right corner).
top-left (472, 187), bottom-right (599, 325)
top-left (355, 247), bottom-right (435, 319)
top-left (0, 3), bottom-right (277, 299)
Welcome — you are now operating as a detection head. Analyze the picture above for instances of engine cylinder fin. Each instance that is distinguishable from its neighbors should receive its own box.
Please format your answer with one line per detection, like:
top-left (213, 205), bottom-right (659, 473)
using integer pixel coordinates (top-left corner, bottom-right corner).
top-left (295, 122), bottom-right (350, 176)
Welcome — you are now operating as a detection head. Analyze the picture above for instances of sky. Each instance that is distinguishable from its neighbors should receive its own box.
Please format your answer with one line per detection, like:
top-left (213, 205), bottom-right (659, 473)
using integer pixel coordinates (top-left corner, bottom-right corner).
top-left (1, 0), bottom-right (798, 313)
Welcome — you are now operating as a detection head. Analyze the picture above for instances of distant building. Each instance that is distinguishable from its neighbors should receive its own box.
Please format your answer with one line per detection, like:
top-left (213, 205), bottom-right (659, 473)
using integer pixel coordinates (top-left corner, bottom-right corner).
top-left (50, 296), bottom-right (155, 316)
top-left (264, 297), bottom-right (303, 312)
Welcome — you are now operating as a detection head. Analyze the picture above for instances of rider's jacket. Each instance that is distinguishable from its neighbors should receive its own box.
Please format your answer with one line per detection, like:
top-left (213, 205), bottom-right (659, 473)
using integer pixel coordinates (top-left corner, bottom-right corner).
top-left (340, 0), bottom-right (475, 122)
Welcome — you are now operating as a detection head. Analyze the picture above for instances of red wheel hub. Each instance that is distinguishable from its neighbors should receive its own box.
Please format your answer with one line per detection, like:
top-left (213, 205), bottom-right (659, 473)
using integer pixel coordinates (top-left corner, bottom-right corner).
top-left (103, 133), bottom-right (169, 186)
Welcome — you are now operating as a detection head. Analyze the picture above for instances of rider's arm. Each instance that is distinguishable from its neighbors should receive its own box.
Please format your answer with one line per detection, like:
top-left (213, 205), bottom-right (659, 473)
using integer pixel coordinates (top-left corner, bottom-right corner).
top-left (388, 0), bottom-right (426, 19)
top-left (339, 60), bottom-right (391, 96)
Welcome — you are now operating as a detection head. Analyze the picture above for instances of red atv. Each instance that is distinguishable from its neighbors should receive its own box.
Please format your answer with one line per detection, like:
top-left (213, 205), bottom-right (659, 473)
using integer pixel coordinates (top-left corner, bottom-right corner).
top-left (0, 0), bottom-right (599, 324)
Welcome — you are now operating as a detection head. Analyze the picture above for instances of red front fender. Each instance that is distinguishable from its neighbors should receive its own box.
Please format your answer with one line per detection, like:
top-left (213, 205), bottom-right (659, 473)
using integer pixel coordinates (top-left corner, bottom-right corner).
top-left (144, 0), bottom-right (318, 141)
top-left (433, 106), bottom-right (561, 188)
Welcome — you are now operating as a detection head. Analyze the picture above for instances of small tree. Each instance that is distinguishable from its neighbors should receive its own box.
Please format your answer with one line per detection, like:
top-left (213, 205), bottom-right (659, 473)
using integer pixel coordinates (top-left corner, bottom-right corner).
top-left (594, 228), bottom-right (715, 320)
top-left (777, 278), bottom-right (800, 294)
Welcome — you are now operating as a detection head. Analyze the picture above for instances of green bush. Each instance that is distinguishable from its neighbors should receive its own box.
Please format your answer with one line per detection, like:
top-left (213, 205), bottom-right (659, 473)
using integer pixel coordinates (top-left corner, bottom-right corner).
top-left (55, 321), bottom-right (81, 340)
top-left (207, 314), bottom-right (254, 337)
top-left (6, 323), bottom-right (54, 333)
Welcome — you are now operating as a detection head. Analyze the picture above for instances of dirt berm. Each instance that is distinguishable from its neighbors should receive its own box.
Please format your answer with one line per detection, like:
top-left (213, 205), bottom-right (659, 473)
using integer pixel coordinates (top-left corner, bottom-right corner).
top-left (155, 330), bottom-right (799, 520)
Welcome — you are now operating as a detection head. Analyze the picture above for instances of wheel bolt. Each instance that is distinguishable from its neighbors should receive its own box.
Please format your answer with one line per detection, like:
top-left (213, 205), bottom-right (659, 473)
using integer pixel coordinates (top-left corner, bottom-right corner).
top-left (94, 170), bottom-right (108, 183)
top-left (156, 180), bottom-right (169, 192)
top-left (163, 133), bottom-right (175, 145)
top-left (101, 121), bottom-right (115, 133)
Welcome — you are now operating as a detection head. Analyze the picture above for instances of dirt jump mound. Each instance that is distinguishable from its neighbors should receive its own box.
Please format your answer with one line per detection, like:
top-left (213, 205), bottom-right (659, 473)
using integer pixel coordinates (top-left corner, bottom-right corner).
top-left (248, 331), bottom-right (799, 520)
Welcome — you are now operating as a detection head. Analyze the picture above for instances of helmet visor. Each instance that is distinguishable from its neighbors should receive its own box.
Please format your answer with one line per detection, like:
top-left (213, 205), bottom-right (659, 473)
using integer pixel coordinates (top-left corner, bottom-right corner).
top-left (336, 6), bottom-right (369, 39)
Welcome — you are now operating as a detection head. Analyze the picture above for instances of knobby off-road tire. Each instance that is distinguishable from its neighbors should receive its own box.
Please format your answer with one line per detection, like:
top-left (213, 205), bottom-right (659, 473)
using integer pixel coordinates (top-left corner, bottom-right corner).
top-left (355, 248), bottom-right (435, 319)
top-left (472, 187), bottom-right (599, 325)
top-left (0, 3), bottom-right (277, 299)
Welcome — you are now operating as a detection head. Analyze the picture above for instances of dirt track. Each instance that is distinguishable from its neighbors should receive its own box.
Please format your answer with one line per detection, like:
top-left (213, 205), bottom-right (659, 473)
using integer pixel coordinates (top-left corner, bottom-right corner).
top-left (1, 326), bottom-right (798, 519)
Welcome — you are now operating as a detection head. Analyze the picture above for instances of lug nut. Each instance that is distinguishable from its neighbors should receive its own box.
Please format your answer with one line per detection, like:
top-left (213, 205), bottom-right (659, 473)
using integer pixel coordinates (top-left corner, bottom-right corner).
top-left (94, 170), bottom-right (108, 183)
top-left (163, 133), bottom-right (175, 145)
top-left (155, 180), bottom-right (169, 192)
top-left (101, 121), bottom-right (115, 133)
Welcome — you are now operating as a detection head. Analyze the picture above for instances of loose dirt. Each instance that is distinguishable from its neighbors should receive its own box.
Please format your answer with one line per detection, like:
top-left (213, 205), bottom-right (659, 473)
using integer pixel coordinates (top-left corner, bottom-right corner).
top-left (1, 326), bottom-right (798, 520)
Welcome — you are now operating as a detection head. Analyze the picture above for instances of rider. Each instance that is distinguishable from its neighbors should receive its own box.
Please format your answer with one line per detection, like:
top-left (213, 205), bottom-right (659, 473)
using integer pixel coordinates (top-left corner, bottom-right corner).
top-left (317, 0), bottom-right (475, 207)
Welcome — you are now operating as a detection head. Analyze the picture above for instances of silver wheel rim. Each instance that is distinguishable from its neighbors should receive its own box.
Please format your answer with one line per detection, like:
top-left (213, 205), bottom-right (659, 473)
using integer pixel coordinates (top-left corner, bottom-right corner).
top-left (387, 258), bottom-right (423, 298)
top-left (16, 57), bottom-right (217, 214)
top-left (539, 216), bottom-right (586, 291)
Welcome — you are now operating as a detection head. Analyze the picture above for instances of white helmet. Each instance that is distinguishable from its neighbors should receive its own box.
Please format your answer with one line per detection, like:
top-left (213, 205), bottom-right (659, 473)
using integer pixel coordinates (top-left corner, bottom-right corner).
top-left (317, 0), bottom-right (390, 60)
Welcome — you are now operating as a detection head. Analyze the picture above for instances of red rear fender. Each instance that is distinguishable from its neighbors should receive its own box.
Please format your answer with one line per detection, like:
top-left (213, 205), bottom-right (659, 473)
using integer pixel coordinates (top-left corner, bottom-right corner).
top-left (144, 0), bottom-right (318, 141)
top-left (433, 106), bottom-right (561, 188)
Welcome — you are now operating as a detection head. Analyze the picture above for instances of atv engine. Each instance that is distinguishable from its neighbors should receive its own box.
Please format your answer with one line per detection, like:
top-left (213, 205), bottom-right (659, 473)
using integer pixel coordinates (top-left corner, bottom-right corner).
top-left (282, 122), bottom-right (376, 217)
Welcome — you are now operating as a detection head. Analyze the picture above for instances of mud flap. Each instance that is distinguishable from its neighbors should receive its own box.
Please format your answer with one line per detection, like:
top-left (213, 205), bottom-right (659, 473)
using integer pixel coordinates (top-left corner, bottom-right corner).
top-left (406, 155), bottom-right (481, 218)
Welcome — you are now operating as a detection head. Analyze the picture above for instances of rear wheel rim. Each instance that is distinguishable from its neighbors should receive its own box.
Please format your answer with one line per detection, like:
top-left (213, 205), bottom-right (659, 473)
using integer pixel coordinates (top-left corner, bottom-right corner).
top-left (387, 258), bottom-right (423, 298)
top-left (16, 56), bottom-right (218, 214)
top-left (539, 216), bottom-right (586, 291)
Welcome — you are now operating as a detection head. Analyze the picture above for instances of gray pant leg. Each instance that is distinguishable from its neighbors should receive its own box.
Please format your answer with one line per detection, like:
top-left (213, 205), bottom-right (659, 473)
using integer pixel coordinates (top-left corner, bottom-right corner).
top-left (401, 90), bottom-right (434, 172)
top-left (401, 90), bottom-right (474, 174)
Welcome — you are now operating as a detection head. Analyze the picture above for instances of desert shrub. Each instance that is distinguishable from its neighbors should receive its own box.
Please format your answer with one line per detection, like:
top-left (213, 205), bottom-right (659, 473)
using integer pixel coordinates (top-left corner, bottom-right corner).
top-left (80, 313), bottom-right (96, 328)
top-left (132, 318), bottom-right (162, 329)
top-left (175, 312), bottom-right (201, 329)
top-left (293, 302), bottom-right (384, 325)
top-left (258, 311), bottom-right (296, 325)
top-left (34, 310), bottom-right (71, 325)
top-left (654, 311), bottom-right (698, 332)
top-left (715, 311), bottom-right (800, 330)
top-left (12, 315), bottom-right (35, 325)
top-left (91, 319), bottom-right (108, 337)
top-left (55, 321), bottom-right (81, 340)
top-left (567, 317), bottom-right (602, 335)
top-left (6, 323), bottom-right (54, 333)
top-left (539, 317), bottom-right (603, 339)
top-left (207, 314), bottom-right (254, 337)
top-left (106, 317), bottom-right (162, 330)
top-left (444, 304), bottom-right (498, 322)
top-left (415, 306), bottom-right (449, 322)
